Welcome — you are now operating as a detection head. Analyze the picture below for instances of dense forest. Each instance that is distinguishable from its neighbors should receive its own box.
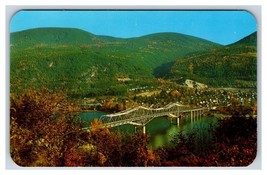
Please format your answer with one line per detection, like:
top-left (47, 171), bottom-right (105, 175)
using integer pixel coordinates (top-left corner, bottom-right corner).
top-left (10, 29), bottom-right (257, 99)
top-left (10, 28), bottom-right (221, 97)
top-left (167, 32), bottom-right (257, 88)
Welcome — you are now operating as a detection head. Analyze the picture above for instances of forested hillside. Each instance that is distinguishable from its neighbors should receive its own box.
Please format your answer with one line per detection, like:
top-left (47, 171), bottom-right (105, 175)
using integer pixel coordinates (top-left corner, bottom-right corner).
top-left (10, 28), bottom-right (221, 97)
top-left (167, 32), bottom-right (257, 88)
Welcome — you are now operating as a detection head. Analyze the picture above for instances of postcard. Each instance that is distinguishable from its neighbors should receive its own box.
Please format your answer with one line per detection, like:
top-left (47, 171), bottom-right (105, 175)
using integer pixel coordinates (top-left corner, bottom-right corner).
top-left (10, 10), bottom-right (257, 167)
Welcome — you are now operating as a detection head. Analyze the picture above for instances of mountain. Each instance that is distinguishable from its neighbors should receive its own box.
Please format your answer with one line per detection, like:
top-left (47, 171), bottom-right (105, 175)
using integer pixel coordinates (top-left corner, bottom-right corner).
top-left (230, 32), bottom-right (257, 46)
top-left (10, 27), bottom-right (221, 97)
top-left (167, 32), bottom-right (257, 88)
top-left (10, 28), bottom-right (123, 47)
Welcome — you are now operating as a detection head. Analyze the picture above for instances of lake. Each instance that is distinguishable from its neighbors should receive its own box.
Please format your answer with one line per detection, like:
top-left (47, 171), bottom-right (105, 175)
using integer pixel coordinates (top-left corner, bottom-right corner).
top-left (79, 111), bottom-right (218, 149)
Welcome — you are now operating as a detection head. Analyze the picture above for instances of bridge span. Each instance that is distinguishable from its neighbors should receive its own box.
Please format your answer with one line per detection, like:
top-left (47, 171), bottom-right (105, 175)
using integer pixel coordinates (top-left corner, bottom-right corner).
top-left (99, 103), bottom-right (209, 134)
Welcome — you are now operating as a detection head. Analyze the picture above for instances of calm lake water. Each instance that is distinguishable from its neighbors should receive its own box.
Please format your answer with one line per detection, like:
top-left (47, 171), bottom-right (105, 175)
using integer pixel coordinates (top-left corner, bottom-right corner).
top-left (79, 111), bottom-right (218, 149)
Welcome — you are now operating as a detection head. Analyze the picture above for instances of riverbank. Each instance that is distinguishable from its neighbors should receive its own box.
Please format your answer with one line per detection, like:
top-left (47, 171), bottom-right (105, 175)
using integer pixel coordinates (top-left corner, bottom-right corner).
top-left (213, 113), bottom-right (257, 119)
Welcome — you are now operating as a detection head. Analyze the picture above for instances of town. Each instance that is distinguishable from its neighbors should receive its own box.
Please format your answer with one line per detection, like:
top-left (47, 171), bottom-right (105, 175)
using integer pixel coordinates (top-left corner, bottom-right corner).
top-left (81, 79), bottom-right (257, 115)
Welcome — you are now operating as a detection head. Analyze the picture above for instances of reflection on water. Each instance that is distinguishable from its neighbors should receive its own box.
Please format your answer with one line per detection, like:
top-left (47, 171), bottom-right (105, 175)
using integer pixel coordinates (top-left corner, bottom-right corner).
top-left (79, 111), bottom-right (218, 149)
top-left (147, 115), bottom-right (218, 149)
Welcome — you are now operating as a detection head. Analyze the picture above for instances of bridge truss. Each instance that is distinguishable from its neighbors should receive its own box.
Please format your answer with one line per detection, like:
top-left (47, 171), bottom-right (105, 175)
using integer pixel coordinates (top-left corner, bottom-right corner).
top-left (99, 103), bottom-right (209, 132)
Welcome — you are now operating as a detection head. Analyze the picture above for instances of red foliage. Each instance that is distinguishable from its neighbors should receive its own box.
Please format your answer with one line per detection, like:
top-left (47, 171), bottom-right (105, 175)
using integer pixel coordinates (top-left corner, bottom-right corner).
top-left (64, 148), bottom-right (85, 167)
top-left (89, 119), bottom-right (122, 166)
top-left (121, 134), bottom-right (160, 166)
top-left (201, 116), bottom-right (257, 166)
top-left (10, 90), bottom-right (87, 166)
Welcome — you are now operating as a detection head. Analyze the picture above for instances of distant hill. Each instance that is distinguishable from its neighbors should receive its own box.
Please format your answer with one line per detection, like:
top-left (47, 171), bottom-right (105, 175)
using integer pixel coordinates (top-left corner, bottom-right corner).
top-left (167, 32), bottom-right (257, 88)
top-left (10, 27), bottom-right (221, 97)
top-left (10, 28), bottom-right (123, 47)
top-left (230, 32), bottom-right (257, 46)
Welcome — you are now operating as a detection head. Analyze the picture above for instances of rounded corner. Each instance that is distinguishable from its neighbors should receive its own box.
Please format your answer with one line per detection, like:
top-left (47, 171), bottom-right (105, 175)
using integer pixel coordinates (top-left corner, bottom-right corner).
top-left (242, 9), bottom-right (258, 27)
top-left (8, 150), bottom-right (25, 168)
top-left (10, 9), bottom-right (24, 23)
top-left (9, 10), bottom-right (26, 33)
top-left (245, 149), bottom-right (260, 168)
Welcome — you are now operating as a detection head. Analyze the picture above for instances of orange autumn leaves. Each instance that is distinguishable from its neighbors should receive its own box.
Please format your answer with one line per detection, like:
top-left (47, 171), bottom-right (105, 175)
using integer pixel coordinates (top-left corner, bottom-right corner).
top-left (10, 90), bottom-right (158, 166)
top-left (10, 90), bottom-right (257, 167)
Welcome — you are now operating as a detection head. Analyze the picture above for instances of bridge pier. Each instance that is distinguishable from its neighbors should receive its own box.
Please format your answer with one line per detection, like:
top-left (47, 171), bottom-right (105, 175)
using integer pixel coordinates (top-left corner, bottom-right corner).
top-left (142, 125), bottom-right (146, 134)
top-left (177, 116), bottom-right (180, 126)
top-left (134, 125), bottom-right (146, 134)
top-left (191, 111), bottom-right (193, 123)
top-left (170, 117), bottom-right (173, 124)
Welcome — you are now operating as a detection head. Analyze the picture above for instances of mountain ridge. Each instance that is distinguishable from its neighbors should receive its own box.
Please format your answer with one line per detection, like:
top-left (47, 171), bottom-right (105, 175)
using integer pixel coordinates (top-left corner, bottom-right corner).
top-left (229, 32), bottom-right (257, 46)
top-left (10, 27), bottom-right (255, 97)
top-left (167, 32), bottom-right (257, 88)
top-left (11, 27), bottom-right (223, 47)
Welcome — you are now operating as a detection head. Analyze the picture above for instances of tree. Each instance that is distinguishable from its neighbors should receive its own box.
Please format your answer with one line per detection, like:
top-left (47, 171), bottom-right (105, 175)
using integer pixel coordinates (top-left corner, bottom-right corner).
top-left (202, 116), bottom-right (257, 166)
top-left (231, 97), bottom-right (240, 107)
top-left (121, 134), bottom-right (160, 166)
top-left (169, 90), bottom-right (181, 98)
top-left (188, 63), bottom-right (194, 74)
top-left (10, 89), bottom-right (86, 166)
top-left (89, 119), bottom-right (122, 166)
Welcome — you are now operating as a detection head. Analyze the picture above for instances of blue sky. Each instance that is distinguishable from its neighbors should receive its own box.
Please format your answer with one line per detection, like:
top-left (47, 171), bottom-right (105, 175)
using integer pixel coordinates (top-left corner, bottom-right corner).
top-left (10, 10), bottom-right (257, 45)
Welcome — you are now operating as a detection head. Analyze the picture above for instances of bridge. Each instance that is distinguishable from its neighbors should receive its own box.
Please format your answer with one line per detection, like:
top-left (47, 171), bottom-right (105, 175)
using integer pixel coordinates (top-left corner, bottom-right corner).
top-left (99, 103), bottom-right (209, 134)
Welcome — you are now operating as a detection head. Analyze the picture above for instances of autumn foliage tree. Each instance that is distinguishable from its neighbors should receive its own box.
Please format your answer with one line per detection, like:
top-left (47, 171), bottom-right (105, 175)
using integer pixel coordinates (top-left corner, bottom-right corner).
top-left (157, 113), bottom-right (257, 167)
top-left (203, 115), bottom-right (257, 166)
top-left (10, 90), bottom-right (87, 166)
top-left (121, 134), bottom-right (160, 166)
top-left (10, 90), bottom-right (159, 167)
top-left (89, 119), bottom-right (122, 166)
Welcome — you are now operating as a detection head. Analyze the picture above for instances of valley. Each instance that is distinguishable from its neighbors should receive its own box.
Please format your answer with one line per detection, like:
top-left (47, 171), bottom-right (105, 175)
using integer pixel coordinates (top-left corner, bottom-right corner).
top-left (10, 26), bottom-right (257, 167)
top-left (10, 28), bottom-right (257, 113)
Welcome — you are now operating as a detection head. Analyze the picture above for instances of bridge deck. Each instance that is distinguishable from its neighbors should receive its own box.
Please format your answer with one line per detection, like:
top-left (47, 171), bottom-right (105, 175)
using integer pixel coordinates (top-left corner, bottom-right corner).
top-left (99, 103), bottom-right (208, 128)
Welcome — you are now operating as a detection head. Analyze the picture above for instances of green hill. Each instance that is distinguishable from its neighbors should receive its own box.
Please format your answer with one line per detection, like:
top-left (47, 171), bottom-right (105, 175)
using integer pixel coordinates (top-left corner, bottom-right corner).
top-left (167, 32), bottom-right (257, 88)
top-left (10, 28), bottom-right (123, 47)
top-left (10, 27), bottom-right (221, 97)
top-left (230, 31), bottom-right (257, 46)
